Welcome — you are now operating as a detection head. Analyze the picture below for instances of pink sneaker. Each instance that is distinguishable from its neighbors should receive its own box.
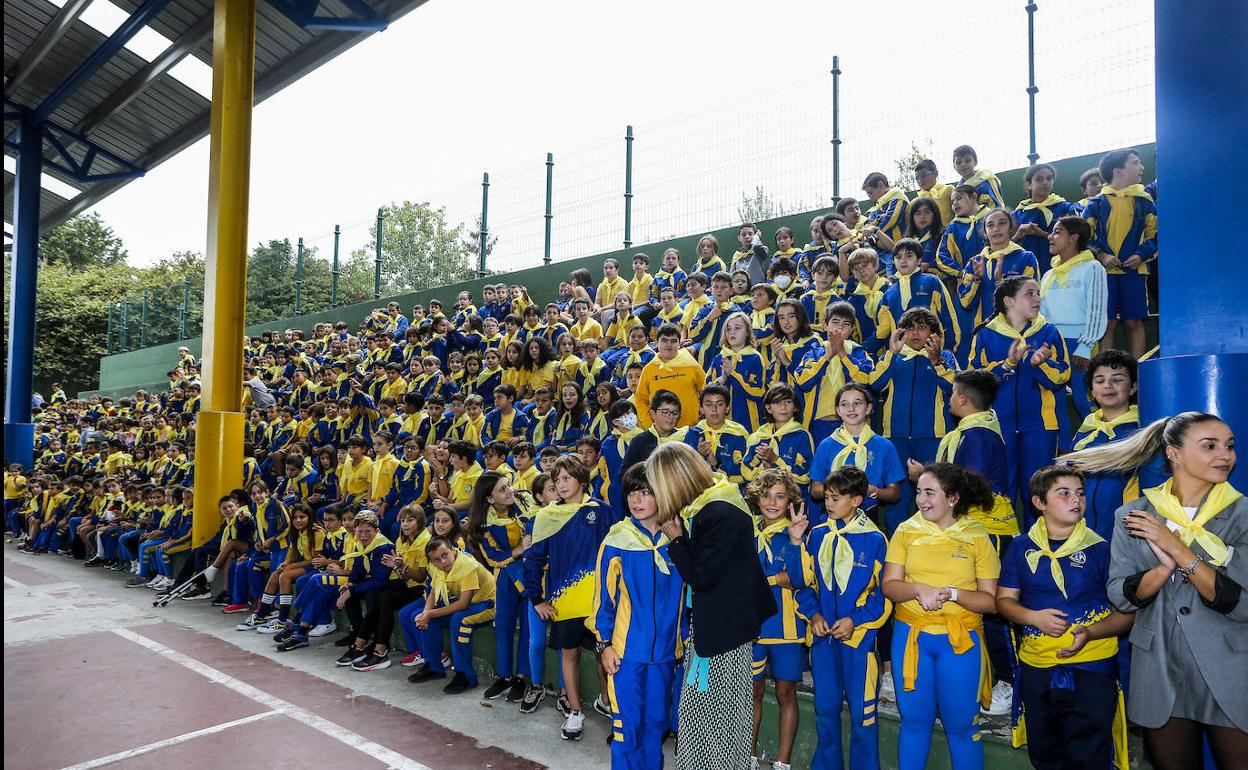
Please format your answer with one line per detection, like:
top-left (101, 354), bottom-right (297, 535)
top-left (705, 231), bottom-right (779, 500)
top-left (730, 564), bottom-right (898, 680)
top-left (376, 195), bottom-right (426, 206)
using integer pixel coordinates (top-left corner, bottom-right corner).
top-left (401, 652), bottom-right (424, 667)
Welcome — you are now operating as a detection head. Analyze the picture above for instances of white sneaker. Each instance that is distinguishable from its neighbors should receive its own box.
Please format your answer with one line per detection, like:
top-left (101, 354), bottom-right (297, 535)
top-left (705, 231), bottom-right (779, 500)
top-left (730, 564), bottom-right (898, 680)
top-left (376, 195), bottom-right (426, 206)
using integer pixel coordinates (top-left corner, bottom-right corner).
top-left (151, 577), bottom-right (173, 590)
top-left (145, 576), bottom-right (163, 588)
top-left (879, 671), bottom-right (896, 702)
top-left (256, 617), bottom-right (285, 634)
top-left (130, 563), bottom-right (140, 574)
top-left (750, 758), bottom-right (760, 770)
top-left (236, 614), bottom-right (263, 631)
top-left (981, 680), bottom-right (1013, 716)
top-left (560, 710), bottom-right (585, 741)
top-left (308, 623), bottom-right (336, 638)
top-left (772, 763), bottom-right (791, 770)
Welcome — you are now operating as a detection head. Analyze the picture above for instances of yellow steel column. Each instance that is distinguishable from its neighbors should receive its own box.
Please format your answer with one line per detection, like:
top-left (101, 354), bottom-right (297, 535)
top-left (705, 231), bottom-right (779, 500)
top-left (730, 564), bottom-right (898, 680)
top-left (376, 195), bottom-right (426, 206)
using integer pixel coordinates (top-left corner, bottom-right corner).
top-left (193, 0), bottom-right (257, 546)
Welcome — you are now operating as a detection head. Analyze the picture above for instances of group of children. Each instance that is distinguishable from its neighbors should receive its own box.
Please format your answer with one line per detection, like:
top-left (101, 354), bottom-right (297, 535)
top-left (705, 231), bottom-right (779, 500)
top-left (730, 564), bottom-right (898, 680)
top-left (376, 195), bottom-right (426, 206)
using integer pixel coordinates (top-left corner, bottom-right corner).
top-left (5, 144), bottom-right (1171, 770)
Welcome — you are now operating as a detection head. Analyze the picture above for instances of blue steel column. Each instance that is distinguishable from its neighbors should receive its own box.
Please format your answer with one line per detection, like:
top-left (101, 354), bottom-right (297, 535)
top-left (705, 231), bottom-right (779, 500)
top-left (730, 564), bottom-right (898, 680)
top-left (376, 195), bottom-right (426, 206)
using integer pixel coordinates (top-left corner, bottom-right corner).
top-left (1140, 0), bottom-right (1248, 489)
top-left (3, 110), bottom-right (41, 469)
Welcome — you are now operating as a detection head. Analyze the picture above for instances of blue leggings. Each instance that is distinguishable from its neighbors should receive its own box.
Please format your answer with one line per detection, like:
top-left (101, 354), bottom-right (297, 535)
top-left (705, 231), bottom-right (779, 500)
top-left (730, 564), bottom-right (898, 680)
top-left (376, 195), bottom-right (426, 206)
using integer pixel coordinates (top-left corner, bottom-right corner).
top-left (137, 537), bottom-right (169, 577)
top-left (810, 636), bottom-right (880, 770)
top-left (607, 658), bottom-right (676, 770)
top-left (493, 567), bottom-right (531, 679)
top-left (1003, 430), bottom-right (1058, 528)
top-left (527, 603), bottom-right (566, 689)
top-left (417, 599), bottom-right (495, 685)
top-left (118, 530), bottom-right (144, 561)
top-left (892, 622), bottom-right (985, 770)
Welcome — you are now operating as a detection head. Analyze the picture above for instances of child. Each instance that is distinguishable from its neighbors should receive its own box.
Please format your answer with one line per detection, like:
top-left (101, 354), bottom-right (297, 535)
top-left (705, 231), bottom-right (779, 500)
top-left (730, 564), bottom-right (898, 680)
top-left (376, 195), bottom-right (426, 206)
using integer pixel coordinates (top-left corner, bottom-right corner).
top-left (969, 276), bottom-right (1071, 524)
top-left (746, 467), bottom-right (806, 770)
top-left (809, 384), bottom-right (904, 527)
top-left (482, 385), bottom-right (531, 446)
top-left (569, 298), bottom-right (603, 343)
top-left (951, 144), bottom-right (1006, 209)
top-left (651, 287), bottom-right (684, 339)
top-left (1084, 148), bottom-right (1156, 360)
top-left (683, 384), bottom-right (751, 485)
top-left (633, 324), bottom-right (705, 430)
top-left (551, 383), bottom-right (590, 452)
top-left (879, 239), bottom-right (960, 354)
top-left (523, 456), bottom-right (618, 740)
top-left (749, 283), bottom-right (779, 362)
top-left (771, 227), bottom-right (803, 280)
top-left (862, 172), bottom-right (910, 275)
top-left (597, 259), bottom-right (630, 321)
top-left (575, 339), bottom-right (611, 399)
top-left (791, 466), bottom-right (890, 770)
top-left (767, 257), bottom-right (801, 302)
top-left (1070, 349), bottom-right (1141, 539)
top-left (743, 384), bottom-right (815, 491)
top-left (1076, 168), bottom-right (1103, 212)
top-left (691, 233), bottom-right (728, 285)
top-left (937, 184), bottom-right (988, 287)
top-left (842, 248), bottom-right (890, 356)
top-left (792, 301), bottom-right (874, 446)
top-left (652, 248), bottom-right (688, 302)
top-left (237, 503), bottom-right (325, 633)
top-left (511, 441), bottom-right (539, 493)
top-left (705, 312), bottom-right (767, 432)
top-left (526, 386), bottom-right (557, 450)
top-left (800, 257), bottom-right (844, 335)
top-left (627, 253), bottom-right (654, 315)
top-left (407, 537), bottom-right (497, 694)
top-left (770, 300), bottom-right (822, 390)
top-left (996, 466), bottom-right (1132, 770)
top-left (913, 158), bottom-right (953, 224)
top-left (599, 400), bottom-right (644, 517)
top-left (1013, 163), bottom-right (1078, 269)
top-left (679, 274), bottom-right (713, 340)
top-left (590, 464), bottom-right (684, 770)
top-left (958, 208), bottom-right (1040, 332)
top-left (519, 471), bottom-right (559, 712)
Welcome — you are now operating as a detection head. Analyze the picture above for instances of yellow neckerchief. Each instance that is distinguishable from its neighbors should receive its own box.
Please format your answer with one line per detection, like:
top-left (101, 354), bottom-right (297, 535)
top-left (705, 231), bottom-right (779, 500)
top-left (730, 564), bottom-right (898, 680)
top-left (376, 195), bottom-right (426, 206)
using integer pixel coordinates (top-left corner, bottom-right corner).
top-left (429, 549), bottom-right (480, 604)
top-left (896, 344), bottom-right (926, 362)
top-left (772, 247), bottom-right (801, 262)
top-left (751, 308), bottom-right (774, 332)
top-left (609, 316), bottom-right (642, 347)
top-left (588, 410), bottom-right (608, 438)
top-left (889, 267), bottom-right (921, 306)
top-left (781, 334), bottom-right (820, 361)
top-left (985, 312), bottom-right (1049, 341)
top-left (979, 241), bottom-right (1025, 270)
top-left (485, 498), bottom-right (529, 529)
top-left (895, 511), bottom-right (982, 547)
top-left (531, 493), bottom-right (590, 544)
top-left (694, 419), bottom-right (743, 457)
top-left (936, 410), bottom-right (1003, 462)
top-left (1143, 480), bottom-right (1241, 567)
top-left (657, 306), bottom-right (684, 325)
top-left (394, 528), bottom-right (432, 575)
top-left (603, 517), bottom-right (671, 574)
top-left (655, 268), bottom-right (683, 285)
top-left (1100, 183), bottom-right (1152, 201)
top-left (819, 509), bottom-right (882, 591)
top-left (677, 473), bottom-right (751, 525)
top-left (852, 277), bottom-right (885, 317)
top-left (1024, 517), bottom-right (1105, 597)
top-left (868, 186), bottom-right (907, 218)
top-left (753, 516), bottom-right (791, 562)
top-left (1041, 248), bottom-right (1096, 291)
top-left (830, 424), bottom-right (876, 469)
top-left (1072, 406), bottom-right (1140, 451)
top-left (752, 419), bottom-right (806, 457)
top-left (341, 533), bottom-right (393, 574)
top-left (721, 345), bottom-right (758, 368)
top-left (1015, 193), bottom-right (1067, 226)
top-left (963, 168), bottom-right (997, 189)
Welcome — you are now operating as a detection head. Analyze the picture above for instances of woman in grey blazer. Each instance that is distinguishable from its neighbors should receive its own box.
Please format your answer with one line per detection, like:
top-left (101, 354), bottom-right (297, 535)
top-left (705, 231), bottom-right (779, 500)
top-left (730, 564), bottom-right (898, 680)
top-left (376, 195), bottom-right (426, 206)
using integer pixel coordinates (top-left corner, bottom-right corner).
top-left (1066, 411), bottom-right (1247, 770)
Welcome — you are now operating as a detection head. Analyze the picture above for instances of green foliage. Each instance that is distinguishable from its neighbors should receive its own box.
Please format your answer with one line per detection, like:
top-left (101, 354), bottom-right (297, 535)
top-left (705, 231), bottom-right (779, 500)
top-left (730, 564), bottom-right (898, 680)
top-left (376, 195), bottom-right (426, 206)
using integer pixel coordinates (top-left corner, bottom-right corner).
top-left (893, 140), bottom-right (936, 192)
top-left (737, 186), bottom-right (807, 224)
top-left (351, 201), bottom-right (478, 295)
top-left (38, 212), bottom-right (128, 269)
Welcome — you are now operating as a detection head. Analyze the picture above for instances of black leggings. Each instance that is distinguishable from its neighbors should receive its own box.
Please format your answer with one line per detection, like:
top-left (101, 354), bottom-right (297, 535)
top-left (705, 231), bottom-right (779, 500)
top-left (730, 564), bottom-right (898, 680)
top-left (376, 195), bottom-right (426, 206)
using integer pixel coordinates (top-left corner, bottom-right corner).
top-left (1144, 717), bottom-right (1248, 770)
top-left (351, 582), bottom-right (424, 649)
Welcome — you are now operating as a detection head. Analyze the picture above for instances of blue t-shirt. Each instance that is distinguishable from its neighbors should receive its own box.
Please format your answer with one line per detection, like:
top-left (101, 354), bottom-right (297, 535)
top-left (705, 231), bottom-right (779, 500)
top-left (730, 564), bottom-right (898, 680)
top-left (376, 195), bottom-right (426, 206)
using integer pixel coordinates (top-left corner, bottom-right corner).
top-left (809, 433), bottom-right (905, 519)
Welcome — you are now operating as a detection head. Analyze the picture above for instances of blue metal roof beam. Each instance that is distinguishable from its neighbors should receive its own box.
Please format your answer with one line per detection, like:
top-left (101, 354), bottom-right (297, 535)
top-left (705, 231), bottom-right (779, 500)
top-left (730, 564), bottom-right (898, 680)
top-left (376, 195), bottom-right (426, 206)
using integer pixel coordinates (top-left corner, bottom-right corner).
top-left (264, 0), bottom-right (389, 32)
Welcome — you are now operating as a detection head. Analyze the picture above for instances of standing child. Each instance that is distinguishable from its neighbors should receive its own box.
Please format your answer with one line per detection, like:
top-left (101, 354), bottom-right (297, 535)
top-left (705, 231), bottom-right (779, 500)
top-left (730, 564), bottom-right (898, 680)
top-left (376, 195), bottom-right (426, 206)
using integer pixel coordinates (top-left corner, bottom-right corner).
top-left (792, 302), bottom-right (875, 446)
top-left (952, 145), bottom-right (1006, 209)
top-left (683, 384), bottom-right (752, 486)
top-left (809, 384), bottom-right (905, 528)
top-left (1013, 163), bottom-right (1078, 270)
top-left (958, 209), bottom-right (1040, 334)
top-left (879, 239), bottom-right (961, 354)
top-left (1070, 350), bottom-right (1141, 539)
top-left (743, 385), bottom-right (816, 492)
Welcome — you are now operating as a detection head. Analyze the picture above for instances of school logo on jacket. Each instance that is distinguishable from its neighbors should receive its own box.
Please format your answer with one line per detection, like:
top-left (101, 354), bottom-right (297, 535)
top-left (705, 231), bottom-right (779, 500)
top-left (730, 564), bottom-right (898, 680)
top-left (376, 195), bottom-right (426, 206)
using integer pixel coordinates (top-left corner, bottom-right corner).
top-left (585, 509), bottom-right (597, 524)
top-left (1069, 551), bottom-right (1087, 567)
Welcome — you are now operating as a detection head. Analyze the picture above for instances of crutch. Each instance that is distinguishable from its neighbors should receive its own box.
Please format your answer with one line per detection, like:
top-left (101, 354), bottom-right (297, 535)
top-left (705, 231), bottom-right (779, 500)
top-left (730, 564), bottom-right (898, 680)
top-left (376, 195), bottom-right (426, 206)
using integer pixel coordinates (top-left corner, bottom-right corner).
top-left (153, 567), bottom-right (209, 607)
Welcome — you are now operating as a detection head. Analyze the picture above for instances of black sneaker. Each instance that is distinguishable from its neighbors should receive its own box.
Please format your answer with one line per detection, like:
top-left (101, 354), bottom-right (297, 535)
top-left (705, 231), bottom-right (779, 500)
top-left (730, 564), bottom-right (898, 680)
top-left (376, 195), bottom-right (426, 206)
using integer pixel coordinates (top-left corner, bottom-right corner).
top-left (556, 693), bottom-right (572, 717)
top-left (506, 677), bottom-right (527, 703)
top-left (482, 677), bottom-right (510, 700)
top-left (334, 634), bottom-right (356, 648)
top-left (210, 591), bottom-right (231, 606)
top-left (520, 684), bottom-right (547, 714)
top-left (407, 665), bottom-right (446, 683)
top-left (273, 626), bottom-right (294, 644)
top-left (275, 634), bottom-right (309, 652)
top-left (180, 586), bottom-right (212, 601)
top-left (336, 648), bottom-right (368, 666)
top-left (351, 652), bottom-right (391, 671)
top-left (591, 695), bottom-right (613, 719)
top-left (442, 672), bottom-right (475, 695)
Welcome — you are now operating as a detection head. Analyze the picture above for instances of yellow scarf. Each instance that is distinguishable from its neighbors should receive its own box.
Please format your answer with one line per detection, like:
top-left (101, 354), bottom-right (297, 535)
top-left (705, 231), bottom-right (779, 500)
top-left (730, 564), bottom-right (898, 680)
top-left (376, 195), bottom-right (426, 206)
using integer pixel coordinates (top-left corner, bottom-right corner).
top-left (986, 312), bottom-right (1049, 341)
top-left (1142, 480), bottom-right (1241, 567)
top-left (894, 511), bottom-right (982, 547)
top-left (895, 271), bottom-right (918, 308)
top-left (818, 510), bottom-right (882, 592)
top-left (781, 334), bottom-right (819, 361)
top-left (963, 168), bottom-right (998, 191)
top-left (754, 517), bottom-right (791, 562)
top-left (869, 186), bottom-right (907, 217)
top-left (678, 473), bottom-right (751, 524)
top-left (936, 410), bottom-right (1003, 463)
top-left (830, 425), bottom-right (875, 470)
top-left (1024, 517), bottom-right (1105, 597)
top-left (751, 309), bottom-right (774, 332)
top-left (755, 419), bottom-right (807, 455)
top-left (603, 518), bottom-right (671, 574)
top-left (1016, 193), bottom-right (1067, 227)
top-left (531, 494), bottom-right (590, 544)
top-left (1072, 406), bottom-right (1139, 451)
top-left (1042, 249), bottom-right (1096, 291)
top-left (429, 550), bottom-right (480, 605)
top-left (852, 278), bottom-right (884, 318)
top-left (897, 344), bottom-right (924, 362)
top-left (341, 533), bottom-right (393, 574)
top-left (1101, 183), bottom-right (1152, 201)
top-left (721, 345), bottom-right (758, 367)
top-left (979, 241), bottom-right (1025, 274)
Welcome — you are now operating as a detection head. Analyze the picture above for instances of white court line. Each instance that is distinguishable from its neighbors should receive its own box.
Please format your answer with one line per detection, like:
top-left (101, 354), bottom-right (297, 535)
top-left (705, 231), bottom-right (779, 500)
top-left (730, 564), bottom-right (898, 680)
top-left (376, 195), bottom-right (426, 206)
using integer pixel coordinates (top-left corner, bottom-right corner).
top-left (4, 576), bottom-right (25, 588)
top-left (60, 711), bottom-right (280, 769)
top-left (111, 628), bottom-right (434, 770)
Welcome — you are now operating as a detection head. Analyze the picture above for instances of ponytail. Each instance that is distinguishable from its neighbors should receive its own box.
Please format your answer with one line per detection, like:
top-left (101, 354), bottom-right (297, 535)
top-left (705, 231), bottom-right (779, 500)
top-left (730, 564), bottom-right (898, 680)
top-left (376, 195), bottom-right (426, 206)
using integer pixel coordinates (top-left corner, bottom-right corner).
top-left (971, 275), bottom-right (1034, 339)
top-left (920, 462), bottom-right (995, 517)
top-left (1063, 411), bottom-right (1224, 475)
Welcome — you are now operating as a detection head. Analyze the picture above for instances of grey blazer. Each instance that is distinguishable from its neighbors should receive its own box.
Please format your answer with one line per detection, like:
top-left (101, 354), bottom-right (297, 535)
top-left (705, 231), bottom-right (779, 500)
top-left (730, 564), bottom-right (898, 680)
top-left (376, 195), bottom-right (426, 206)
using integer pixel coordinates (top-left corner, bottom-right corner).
top-left (1107, 495), bottom-right (1248, 731)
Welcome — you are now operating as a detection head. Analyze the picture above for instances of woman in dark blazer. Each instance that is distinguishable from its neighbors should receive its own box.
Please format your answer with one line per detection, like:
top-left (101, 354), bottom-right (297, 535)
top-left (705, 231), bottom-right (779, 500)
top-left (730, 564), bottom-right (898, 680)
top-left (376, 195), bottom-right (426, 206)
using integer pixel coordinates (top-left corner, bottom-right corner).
top-left (651, 442), bottom-right (776, 770)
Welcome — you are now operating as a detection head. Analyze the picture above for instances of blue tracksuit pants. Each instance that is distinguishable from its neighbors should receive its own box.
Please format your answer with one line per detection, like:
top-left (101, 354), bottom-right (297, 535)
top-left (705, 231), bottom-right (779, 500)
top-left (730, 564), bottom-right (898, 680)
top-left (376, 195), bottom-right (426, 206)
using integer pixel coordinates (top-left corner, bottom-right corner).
top-left (607, 658), bottom-right (677, 770)
top-left (493, 564), bottom-right (531, 679)
top-left (810, 636), bottom-right (881, 770)
top-left (418, 599), bottom-right (495, 685)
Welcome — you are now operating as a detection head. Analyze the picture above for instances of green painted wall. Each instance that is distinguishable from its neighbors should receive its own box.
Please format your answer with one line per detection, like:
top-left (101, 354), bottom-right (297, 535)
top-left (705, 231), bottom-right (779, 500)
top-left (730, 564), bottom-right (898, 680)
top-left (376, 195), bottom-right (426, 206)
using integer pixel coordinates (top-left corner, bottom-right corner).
top-left (82, 144), bottom-right (1154, 399)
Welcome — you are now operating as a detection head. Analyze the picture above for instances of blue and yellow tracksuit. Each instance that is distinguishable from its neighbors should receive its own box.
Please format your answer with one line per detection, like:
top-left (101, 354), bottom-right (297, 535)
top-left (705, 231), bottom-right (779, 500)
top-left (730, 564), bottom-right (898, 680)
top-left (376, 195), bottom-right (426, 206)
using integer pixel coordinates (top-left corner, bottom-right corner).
top-left (743, 421), bottom-right (815, 486)
top-left (1071, 408), bottom-right (1141, 540)
top-left (523, 495), bottom-right (620, 624)
top-left (957, 243), bottom-right (1041, 331)
top-left (750, 308), bottom-right (777, 360)
top-left (551, 410), bottom-right (591, 452)
top-left (753, 519), bottom-right (806, 682)
top-left (1014, 194), bottom-right (1078, 269)
top-left (791, 512), bottom-right (891, 770)
top-left (689, 255), bottom-right (727, 286)
top-left (682, 420), bottom-right (751, 485)
top-left (801, 288), bottom-right (844, 334)
top-left (844, 277), bottom-right (889, 356)
top-left (971, 315), bottom-right (1070, 521)
top-left (598, 428), bottom-right (643, 516)
top-left (1083, 185), bottom-right (1158, 276)
top-left (154, 505), bottom-right (194, 578)
top-left (590, 517), bottom-right (684, 770)
top-left (704, 347), bottom-right (767, 432)
top-left (878, 272), bottom-right (961, 354)
top-left (651, 268), bottom-right (688, 303)
top-left (938, 211), bottom-right (986, 280)
top-left (775, 335), bottom-right (824, 393)
top-left (481, 408), bottom-right (530, 446)
top-left (791, 342), bottom-right (874, 446)
top-left (799, 240), bottom-right (833, 285)
top-left (936, 411), bottom-right (1017, 537)
top-left (962, 169), bottom-right (1006, 209)
top-left (481, 503), bottom-right (532, 681)
top-left (687, 301), bottom-right (732, 368)
top-left (865, 188), bottom-right (910, 275)
top-left (527, 408), bottom-right (556, 451)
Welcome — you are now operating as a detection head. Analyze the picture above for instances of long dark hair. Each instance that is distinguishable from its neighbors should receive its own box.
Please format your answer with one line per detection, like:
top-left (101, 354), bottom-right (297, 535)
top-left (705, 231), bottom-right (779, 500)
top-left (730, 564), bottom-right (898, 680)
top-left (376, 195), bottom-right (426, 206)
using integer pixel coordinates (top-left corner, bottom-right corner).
top-left (522, 336), bottom-right (555, 370)
top-left (905, 196), bottom-right (945, 242)
top-left (972, 275), bottom-right (1035, 337)
top-left (556, 383), bottom-right (588, 424)
top-left (465, 471), bottom-right (510, 555)
top-left (772, 299), bottom-right (813, 343)
top-left (918, 463), bottom-right (995, 517)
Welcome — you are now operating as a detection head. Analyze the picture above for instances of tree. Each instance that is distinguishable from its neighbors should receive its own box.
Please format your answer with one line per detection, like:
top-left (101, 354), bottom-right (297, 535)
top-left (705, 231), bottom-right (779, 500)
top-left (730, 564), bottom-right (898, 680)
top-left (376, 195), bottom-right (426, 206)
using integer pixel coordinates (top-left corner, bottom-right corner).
top-left (38, 212), bottom-right (128, 269)
top-left (354, 201), bottom-right (477, 295)
top-left (893, 140), bottom-right (936, 192)
top-left (462, 215), bottom-right (498, 273)
top-left (737, 186), bottom-right (807, 224)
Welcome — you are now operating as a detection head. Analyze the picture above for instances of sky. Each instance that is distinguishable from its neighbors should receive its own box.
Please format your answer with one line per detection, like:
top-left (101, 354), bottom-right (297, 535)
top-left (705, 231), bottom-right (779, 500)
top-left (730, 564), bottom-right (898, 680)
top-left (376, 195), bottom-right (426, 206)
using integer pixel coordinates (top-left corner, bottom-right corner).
top-left (48, 0), bottom-right (1154, 271)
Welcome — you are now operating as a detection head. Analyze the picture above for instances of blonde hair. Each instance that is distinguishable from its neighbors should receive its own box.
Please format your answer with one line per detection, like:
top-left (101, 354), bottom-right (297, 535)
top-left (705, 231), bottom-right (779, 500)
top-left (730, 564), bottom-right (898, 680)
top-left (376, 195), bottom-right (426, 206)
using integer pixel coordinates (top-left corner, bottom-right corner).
top-left (697, 234), bottom-right (719, 255)
top-left (847, 247), bottom-right (879, 272)
top-left (719, 311), bottom-right (751, 349)
top-left (745, 467), bottom-right (801, 512)
top-left (1064, 412), bottom-right (1223, 475)
top-left (354, 511), bottom-right (380, 529)
top-left (646, 442), bottom-right (714, 522)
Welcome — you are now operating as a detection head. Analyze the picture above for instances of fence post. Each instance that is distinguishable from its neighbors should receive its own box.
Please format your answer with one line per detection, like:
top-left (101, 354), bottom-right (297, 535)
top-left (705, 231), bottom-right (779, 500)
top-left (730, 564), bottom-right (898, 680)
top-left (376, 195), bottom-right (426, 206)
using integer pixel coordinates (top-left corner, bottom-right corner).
top-left (106, 303), bottom-right (114, 354)
top-left (544, 153), bottom-right (554, 266)
top-left (373, 208), bottom-right (384, 300)
top-left (624, 125), bottom-right (634, 248)
top-left (478, 172), bottom-right (490, 277)
top-left (294, 237), bottom-right (304, 316)
top-left (1025, 2), bottom-right (1040, 164)
top-left (831, 55), bottom-right (842, 203)
top-left (179, 276), bottom-right (189, 340)
top-left (331, 224), bottom-right (341, 308)
top-left (140, 289), bottom-right (149, 348)
top-left (120, 298), bottom-right (130, 351)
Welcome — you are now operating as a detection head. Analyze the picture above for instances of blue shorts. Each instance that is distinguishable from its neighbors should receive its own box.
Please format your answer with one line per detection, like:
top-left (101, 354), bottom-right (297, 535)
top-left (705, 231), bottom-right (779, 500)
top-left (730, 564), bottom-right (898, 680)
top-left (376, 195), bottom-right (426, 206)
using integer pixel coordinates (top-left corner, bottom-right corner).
top-left (752, 642), bottom-right (804, 682)
top-left (1107, 273), bottom-right (1148, 320)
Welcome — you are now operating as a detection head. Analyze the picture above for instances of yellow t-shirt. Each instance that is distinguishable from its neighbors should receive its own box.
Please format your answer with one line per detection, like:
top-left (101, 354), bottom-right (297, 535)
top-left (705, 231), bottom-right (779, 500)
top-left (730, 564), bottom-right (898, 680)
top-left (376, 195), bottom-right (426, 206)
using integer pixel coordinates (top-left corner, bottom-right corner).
top-left (570, 318), bottom-right (604, 343)
top-left (434, 552), bottom-right (497, 605)
top-left (885, 514), bottom-right (1000, 626)
top-left (450, 463), bottom-right (484, 504)
top-left (339, 456), bottom-right (374, 499)
top-left (5, 473), bottom-right (28, 500)
top-left (368, 454), bottom-right (399, 500)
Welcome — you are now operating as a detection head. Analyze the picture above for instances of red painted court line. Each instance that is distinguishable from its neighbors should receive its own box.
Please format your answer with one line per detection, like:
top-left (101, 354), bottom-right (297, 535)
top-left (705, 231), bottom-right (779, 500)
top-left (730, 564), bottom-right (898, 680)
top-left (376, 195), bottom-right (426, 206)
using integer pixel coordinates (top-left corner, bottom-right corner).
top-left (3, 559), bottom-right (65, 585)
